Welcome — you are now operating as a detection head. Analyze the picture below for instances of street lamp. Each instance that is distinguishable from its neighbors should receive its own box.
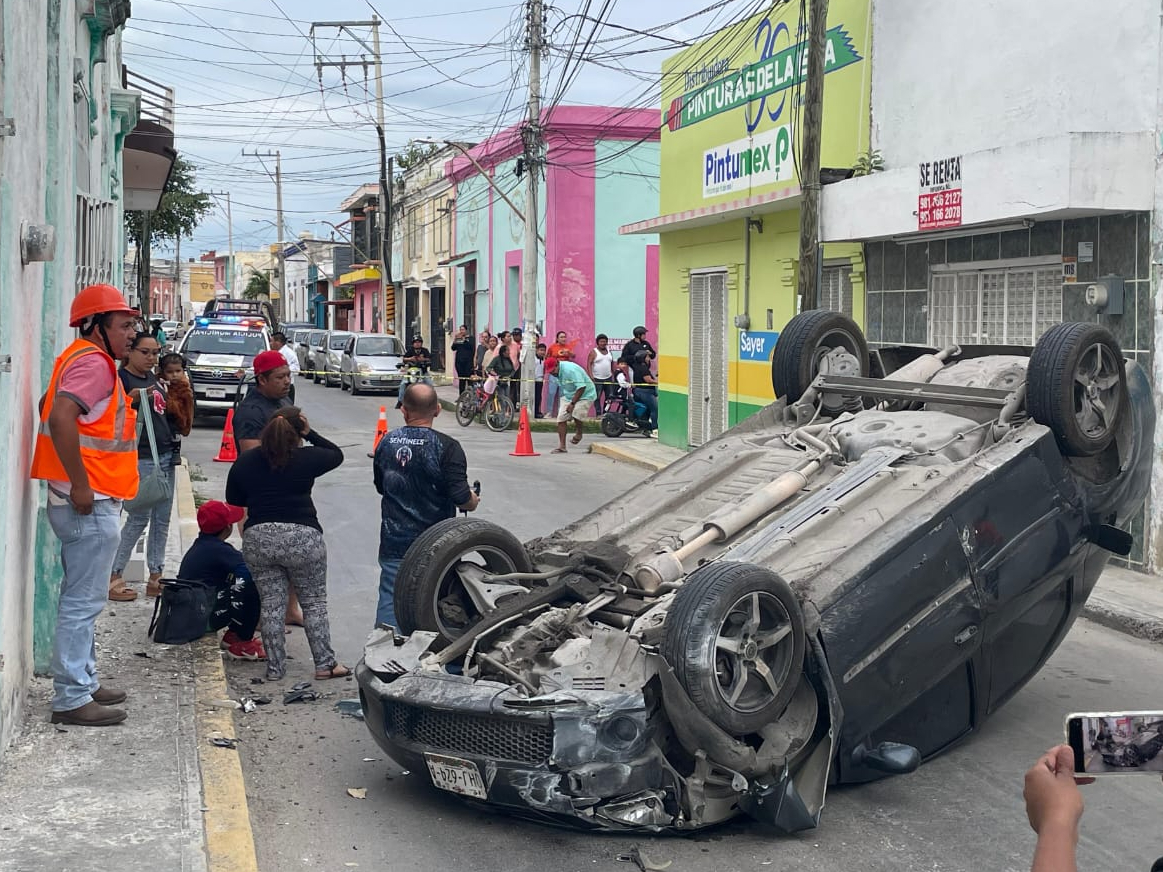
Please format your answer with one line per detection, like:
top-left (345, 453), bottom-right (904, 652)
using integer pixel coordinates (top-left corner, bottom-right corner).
top-left (307, 219), bottom-right (353, 241)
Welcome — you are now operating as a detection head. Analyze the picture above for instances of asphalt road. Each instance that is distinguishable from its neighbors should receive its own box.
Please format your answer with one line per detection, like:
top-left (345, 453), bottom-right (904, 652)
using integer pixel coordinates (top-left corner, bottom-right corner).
top-left (184, 377), bottom-right (1163, 872)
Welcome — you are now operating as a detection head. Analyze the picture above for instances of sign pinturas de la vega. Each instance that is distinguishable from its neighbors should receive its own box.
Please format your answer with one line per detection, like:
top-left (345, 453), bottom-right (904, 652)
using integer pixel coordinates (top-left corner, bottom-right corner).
top-left (704, 126), bottom-right (793, 198)
top-left (668, 26), bottom-right (862, 131)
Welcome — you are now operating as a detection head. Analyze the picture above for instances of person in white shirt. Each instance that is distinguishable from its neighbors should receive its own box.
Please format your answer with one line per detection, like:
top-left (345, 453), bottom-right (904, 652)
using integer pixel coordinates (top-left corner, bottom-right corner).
top-left (270, 332), bottom-right (301, 403)
top-left (587, 333), bottom-right (615, 414)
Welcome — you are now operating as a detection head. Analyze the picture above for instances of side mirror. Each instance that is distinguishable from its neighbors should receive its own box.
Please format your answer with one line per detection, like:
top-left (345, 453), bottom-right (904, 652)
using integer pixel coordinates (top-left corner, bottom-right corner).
top-left (852, 741), bottom-right (921, 774)
top-left (1087, 524), bottom-right (1133, 556)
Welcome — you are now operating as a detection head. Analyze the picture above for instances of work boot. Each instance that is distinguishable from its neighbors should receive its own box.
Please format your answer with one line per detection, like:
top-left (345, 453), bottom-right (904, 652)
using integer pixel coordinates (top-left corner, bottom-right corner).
top-left (91, 685), bottom-right (127, 706)
top-left (108, 574), bottom-right (137, 602)
top-left (50, 701), bottom-right (127, 727)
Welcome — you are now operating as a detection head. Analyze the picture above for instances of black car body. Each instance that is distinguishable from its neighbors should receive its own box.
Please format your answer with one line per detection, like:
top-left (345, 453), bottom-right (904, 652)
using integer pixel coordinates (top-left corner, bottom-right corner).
top-left (357, 316), bottom-right (1153, 833)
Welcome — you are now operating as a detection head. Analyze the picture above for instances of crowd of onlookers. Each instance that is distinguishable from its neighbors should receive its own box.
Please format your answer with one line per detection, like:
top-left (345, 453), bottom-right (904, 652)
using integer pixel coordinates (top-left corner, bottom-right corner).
top-left (450, 323), bottom-right (660, 435)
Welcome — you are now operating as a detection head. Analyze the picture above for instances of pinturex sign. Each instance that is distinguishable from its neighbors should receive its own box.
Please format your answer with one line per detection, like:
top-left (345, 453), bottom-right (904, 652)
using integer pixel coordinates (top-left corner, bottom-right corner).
top-left (703, 126), bottom-right (793, 198)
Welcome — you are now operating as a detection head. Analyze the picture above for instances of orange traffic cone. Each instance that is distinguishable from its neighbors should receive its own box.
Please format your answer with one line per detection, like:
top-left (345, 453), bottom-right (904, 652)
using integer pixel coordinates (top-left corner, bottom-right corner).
top-left (510, 406), bottom-right (539, 457)
top-left (213, 409), bottom-right (239, 463)
top-left (367, 406), bottom-right (389, 458)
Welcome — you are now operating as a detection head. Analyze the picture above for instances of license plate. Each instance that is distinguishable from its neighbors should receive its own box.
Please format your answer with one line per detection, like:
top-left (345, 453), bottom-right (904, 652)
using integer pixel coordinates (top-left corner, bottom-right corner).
top-left (424, 753), bottom-right (487, 799)
top-left (205, 388), bottom-right (227, 399)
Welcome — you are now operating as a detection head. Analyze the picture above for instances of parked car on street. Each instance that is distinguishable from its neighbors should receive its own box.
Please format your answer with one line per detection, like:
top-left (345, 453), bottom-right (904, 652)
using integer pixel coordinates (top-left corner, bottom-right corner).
top-left (160, 320), bottom-right (180, 342)
top-left (319, 330), bottom-right (353, 386)
top-left (302, 329), bottom-right (326, 376)
top-left (340, 333), bottom-right (405, 395)
top-left (357, 313), bottom-right (1154, 834)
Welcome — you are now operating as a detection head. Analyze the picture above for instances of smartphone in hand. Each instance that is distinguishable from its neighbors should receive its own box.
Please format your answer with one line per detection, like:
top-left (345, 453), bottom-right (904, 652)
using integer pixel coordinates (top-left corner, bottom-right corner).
top-left (1065, 711), bottom-right (1163, 775)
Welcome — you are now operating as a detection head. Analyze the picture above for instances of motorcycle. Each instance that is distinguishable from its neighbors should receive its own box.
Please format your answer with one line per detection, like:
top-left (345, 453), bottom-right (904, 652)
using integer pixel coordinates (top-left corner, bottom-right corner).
top-left (601, 384), bottom-right (653, 437)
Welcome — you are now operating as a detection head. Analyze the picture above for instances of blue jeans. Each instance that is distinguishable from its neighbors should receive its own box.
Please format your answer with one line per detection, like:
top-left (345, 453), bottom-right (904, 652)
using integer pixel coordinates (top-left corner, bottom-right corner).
top-left (47, 499), bottom-right (122, 711)
top-left (112, 454), bottom-right (175, 575)
top-left (377, 556), bottom-right (403, 629)
top-left (634, 388), bottom-right (659, 431)
top-left (545, 374), bottom-right (560, 416)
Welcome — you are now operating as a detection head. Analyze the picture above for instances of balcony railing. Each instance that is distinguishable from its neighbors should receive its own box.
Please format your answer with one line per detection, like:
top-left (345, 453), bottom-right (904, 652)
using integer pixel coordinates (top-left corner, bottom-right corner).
top-left (122, 66), bottom-right (175, 131)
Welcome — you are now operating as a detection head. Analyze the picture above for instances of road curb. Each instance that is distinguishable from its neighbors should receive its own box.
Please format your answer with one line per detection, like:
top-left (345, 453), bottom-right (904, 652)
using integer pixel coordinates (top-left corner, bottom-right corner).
top-left (1082, 596), bottom-right (1163, 643)
top-left (588, 441), bottom-right (671, 472)
top-left (175, 464), bottom-right (261, 872)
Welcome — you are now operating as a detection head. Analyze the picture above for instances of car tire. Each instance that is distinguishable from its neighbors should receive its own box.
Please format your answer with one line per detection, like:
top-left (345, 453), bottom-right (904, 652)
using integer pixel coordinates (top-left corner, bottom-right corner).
top-left (395, 517), bottom-right (533, 648)
top-left (771, 310), bottom-right (869, 408)
top-left (661, 561), bottom-right (805, 736)
top-left (1027, 322), bottom-right (1127, 457)
top-left (601, 412), bottom-right (626, 438)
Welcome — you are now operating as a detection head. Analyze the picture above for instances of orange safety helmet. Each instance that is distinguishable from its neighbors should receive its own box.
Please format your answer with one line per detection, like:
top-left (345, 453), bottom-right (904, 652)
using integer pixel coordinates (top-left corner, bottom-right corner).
top-left (69, 284), bottom-right (138, 328)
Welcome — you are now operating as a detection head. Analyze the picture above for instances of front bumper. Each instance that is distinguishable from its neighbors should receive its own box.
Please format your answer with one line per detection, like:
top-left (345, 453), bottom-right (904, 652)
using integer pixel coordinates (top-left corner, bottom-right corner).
top-left (190, 380), bottom-right (241, 411)
top-left (355, 662), bottom-right (686, 831)
top-left (353, 372), bottom-right (405, 391)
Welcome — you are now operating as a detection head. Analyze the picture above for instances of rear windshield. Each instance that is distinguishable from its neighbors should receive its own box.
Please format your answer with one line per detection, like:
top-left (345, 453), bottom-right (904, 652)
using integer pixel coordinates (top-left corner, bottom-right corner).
top-left (329, 335), bottom-right (351, 350)
top-left (356, 337), bottom-right (403, 356)
top-left (183, 329), bottom-right (266, 356)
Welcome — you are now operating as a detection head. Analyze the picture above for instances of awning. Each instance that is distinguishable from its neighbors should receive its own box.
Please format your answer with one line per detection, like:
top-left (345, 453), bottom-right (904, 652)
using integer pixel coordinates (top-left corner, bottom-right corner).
top-left (438, 250), bottom-right (479, 268)
top-left (337, 267), bottom-right (381, 286)
top-left (620, 184), bottom-right (801, 235)
top-left (322, 299), bottom-right (355, 308)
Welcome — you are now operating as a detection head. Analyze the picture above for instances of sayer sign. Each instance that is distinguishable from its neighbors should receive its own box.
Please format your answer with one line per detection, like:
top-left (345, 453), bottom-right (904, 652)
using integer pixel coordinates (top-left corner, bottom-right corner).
top-left (918, 155), bottom-right (962, 231)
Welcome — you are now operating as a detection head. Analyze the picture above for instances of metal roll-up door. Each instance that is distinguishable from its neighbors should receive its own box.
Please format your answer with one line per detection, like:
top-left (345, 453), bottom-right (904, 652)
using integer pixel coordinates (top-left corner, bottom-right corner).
top-left (688, 271), bottom-right (729, 446)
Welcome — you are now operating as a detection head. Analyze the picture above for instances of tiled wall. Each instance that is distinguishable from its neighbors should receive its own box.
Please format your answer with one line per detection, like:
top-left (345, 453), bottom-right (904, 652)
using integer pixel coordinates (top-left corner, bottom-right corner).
top-left (863, 212), bottom-right (1153, 567)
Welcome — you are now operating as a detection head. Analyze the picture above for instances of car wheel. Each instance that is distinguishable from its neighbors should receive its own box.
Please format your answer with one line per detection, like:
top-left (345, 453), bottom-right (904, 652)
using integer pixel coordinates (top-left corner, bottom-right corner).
top-left (771, 310), bottom-right (868, 413)
top-left (662, 561), bottom-right (805, 736)
top-left (455, 390), bottom-right (476, 427)
top-left (1027, 322), bottom-right (1127, 457)
top-left (601, 412), bottom-right (626, 438)
top-left (395, 517), bottom-right (534, 648)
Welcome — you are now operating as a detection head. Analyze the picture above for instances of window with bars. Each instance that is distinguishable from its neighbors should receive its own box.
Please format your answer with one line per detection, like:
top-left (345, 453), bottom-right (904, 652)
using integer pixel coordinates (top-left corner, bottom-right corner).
top-left (820, 264), bottom-right (854, 318)
top-left (929, 265), bottom-right (1062, 346)
top-left (75, 194), bottom-right (116, 294)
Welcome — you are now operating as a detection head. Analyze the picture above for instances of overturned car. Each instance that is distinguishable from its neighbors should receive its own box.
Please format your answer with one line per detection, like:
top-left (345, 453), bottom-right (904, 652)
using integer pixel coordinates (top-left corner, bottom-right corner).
top-left (356, 312), bottom-right (1154, 833)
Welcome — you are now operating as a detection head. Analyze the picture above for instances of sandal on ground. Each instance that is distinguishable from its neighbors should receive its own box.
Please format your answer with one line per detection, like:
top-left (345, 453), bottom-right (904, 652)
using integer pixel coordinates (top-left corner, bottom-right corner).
top-left (570, 434), bottom-right (583, 444)
top-left (108, 576), bottom-right (137, 602)
top-left (146, 574), bottom-right (163, 598)
top-left (551, 447), bottom-right (567, 454)
top-left (315, 664), bottom-right (352, 680)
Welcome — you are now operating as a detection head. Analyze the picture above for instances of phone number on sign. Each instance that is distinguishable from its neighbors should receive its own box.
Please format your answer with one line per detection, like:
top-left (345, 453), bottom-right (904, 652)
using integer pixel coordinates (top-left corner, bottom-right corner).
top-left (918, 189), bottom-right (963, 230)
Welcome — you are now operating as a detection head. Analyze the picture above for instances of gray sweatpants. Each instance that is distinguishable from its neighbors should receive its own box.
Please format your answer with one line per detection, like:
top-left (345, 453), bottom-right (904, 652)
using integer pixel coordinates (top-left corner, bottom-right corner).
top-left (242, 522), bottom-right (337, 681)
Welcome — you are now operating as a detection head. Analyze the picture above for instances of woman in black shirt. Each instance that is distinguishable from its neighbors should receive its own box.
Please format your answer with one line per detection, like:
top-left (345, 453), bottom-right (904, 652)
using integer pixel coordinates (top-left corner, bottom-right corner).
top-left (225, 407), bottom-right (348, 681)
top-left (110, 332), bottom-right (188, 601)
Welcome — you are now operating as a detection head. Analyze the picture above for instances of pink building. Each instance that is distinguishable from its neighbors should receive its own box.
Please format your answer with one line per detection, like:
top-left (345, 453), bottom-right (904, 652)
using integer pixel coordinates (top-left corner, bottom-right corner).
top-left (446, 106), bottom-right (660, 355)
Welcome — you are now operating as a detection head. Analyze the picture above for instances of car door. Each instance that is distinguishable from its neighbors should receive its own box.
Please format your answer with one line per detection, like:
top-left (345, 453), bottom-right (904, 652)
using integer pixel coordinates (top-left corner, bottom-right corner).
top-left (951, 440), bottom-right (1083, 712)
top-left (822, 516), bottom-right (984, 771)
top-left (342, 336), bottom-right (356, 380)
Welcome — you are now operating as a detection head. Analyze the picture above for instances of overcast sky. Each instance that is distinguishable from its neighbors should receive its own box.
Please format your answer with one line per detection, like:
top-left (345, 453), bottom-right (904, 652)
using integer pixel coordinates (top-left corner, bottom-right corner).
top-left (122, 0), bottom-right (767, 258)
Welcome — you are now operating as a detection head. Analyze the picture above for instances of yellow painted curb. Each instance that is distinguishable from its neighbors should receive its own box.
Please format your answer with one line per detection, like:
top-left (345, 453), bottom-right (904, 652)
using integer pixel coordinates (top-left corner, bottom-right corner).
top-left (589, 441), bottom-right (674, 472)
top-left (175, 464), bottom-right (260, 872)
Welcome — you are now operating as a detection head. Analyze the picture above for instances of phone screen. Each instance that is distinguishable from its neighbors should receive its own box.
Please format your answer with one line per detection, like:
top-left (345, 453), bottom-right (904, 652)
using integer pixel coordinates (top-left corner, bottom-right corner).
top-left (1065, 712), bottom-right (1163, 775)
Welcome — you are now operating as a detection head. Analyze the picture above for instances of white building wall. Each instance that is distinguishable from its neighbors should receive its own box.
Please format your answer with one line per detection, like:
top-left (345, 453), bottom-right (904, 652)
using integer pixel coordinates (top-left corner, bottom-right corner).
top-left (869, 0), bottom-right (1159, 167)
top-left (0, 2), bottom-right (134, 755)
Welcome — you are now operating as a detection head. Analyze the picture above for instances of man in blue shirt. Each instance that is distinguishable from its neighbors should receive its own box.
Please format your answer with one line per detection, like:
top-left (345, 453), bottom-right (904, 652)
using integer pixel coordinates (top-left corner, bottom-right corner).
top-left (372, 383), bottom-right (479, 629)
top-left (547, 355), bottom-right (597, 454)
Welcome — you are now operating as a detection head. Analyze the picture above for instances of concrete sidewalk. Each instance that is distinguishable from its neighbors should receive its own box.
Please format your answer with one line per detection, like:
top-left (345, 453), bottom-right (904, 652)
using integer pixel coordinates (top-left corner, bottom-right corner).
top-left (588, 434), bottom-right (1163, 643)
top-left (0, 465), bottom-right (258, 872)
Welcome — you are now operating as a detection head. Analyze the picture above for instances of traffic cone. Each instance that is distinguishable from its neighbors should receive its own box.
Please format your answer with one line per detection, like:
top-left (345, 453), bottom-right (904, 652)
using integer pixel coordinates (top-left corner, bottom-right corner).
top-left (212, 409), bottom-right (238, 463)
top-left (510, 406), bottom-right (539, 457)
top-left (367, 406), bottom-right (388, 458)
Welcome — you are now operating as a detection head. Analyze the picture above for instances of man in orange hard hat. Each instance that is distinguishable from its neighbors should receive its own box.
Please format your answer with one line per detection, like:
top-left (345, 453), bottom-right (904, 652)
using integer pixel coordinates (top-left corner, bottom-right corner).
top-left (30, 284), bottom-right (141, 726)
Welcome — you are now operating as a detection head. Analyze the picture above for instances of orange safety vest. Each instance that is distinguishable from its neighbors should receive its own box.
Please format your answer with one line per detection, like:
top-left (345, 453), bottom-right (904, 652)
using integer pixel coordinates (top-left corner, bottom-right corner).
top-left (30, 339), bottom-right (139, 500)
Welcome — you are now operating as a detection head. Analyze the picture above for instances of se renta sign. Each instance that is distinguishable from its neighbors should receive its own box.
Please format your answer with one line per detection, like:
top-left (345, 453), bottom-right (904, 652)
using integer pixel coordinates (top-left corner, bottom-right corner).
top-left (703, 126), bottom-right (793, 198)
top-left (918, 155), bottom-right (963, 231)
top-left (739, 330), bottom-right (779, 362)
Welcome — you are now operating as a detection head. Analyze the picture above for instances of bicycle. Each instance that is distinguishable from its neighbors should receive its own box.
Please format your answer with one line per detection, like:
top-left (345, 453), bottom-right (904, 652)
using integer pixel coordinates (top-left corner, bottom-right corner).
top-left (455, 378), bottom-right (515, 432)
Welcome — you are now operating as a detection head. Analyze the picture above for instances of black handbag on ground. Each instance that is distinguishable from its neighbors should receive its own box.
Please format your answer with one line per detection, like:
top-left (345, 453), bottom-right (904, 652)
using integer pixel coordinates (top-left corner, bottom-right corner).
top-left (148, 577), bottom-right (215, 644)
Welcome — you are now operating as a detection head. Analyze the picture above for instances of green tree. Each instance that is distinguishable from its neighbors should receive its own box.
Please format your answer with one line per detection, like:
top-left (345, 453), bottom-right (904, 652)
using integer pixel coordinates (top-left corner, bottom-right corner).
top-left (242, 270), bottom-right (270, 301)
top-left (125, 156), bottom-right (213, 315)
top-left (394, 140), bottom-right (441, 172)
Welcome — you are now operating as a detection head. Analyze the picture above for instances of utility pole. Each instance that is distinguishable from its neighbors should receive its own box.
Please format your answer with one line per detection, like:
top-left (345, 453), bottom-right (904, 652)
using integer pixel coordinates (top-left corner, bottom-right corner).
top-left (206, 191), bottom-right (233, 292)
top-left (796, 0), bottom-right (830, 312)
top-left (311, 18), bottom-right (391, 332)
top-left (243, 150), bottom-right (285, 319)
top-left (520, 0), bottom-right (544, 413)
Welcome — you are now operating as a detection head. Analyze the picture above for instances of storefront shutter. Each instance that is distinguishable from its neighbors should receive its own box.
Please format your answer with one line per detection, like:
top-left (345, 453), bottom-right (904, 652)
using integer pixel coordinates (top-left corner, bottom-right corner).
top-left (688, 271), bottom-right (729, 447)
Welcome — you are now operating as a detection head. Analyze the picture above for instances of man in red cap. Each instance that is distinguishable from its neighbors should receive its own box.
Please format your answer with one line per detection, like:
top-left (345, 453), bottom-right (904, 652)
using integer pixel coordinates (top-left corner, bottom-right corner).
top-left (178, 501), bottom-right (264, 660)
top-left (30, 284), bottom-right (141, 726)
top-left (233, 349), bottom-right (291, 454)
